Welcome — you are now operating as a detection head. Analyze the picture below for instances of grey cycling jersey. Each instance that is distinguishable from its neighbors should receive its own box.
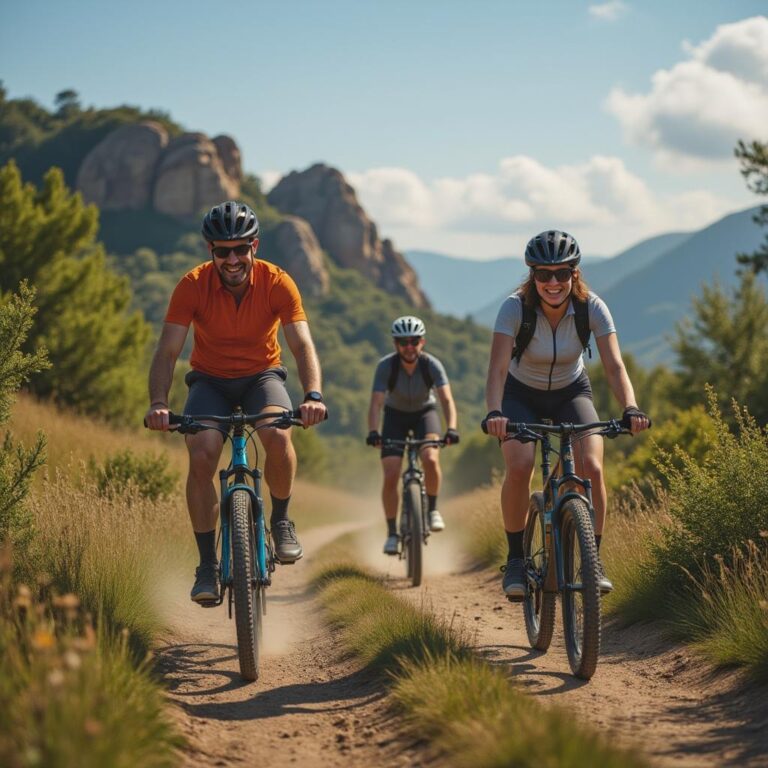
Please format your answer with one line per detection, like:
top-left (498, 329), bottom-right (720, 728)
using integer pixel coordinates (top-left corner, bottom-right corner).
top-left (372, 352), bottom-right (449, 412)
top-left (494, 292), bottom-right (615, 390)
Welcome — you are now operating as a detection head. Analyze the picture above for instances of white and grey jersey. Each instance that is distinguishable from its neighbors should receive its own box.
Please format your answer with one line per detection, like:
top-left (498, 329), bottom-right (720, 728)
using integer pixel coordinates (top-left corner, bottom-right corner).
top-left (493, 292), bottom-right (616, 390)
top-left (372, 352), bottom-right (449, 412)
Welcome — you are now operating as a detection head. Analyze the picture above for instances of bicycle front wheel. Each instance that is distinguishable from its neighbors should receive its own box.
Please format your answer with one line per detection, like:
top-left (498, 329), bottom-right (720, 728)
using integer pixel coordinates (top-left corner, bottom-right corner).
top-left (523, 492), bottom-right (556, 651)
top-left (561, 497), bottom-right (601, 679)
top-left (404, 481), bottom-right (423, 587)
top-left (230, 489), bottom-right (262, 681)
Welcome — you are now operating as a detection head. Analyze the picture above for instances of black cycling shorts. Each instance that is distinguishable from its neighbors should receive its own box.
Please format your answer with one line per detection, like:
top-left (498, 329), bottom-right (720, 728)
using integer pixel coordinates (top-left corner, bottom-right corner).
top-left (184, 367), bottom-right (293, 427)
top-left (381, 405), bottom-right (441, 459)
top-left (501, 371), bottom-right (599, 426)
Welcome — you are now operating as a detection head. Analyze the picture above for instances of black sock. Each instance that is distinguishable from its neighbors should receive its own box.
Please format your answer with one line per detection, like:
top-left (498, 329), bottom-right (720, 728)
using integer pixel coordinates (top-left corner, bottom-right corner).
top-left (387, 518), bottom-right (397, 536)
top-left (195, 530), bottom-right (217, 566)
top-left (270, 494), bottom-right (291, 527)
top-left (506, 530), bottom-right (524, 560)
top-left (595, 534), bottom-right (602, 552)
top-left (427, 494), bottom-right (438, 512)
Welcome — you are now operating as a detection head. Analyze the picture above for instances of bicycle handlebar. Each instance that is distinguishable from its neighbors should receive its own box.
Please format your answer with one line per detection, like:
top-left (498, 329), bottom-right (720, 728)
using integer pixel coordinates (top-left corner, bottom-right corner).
top-left (481, 417), bottom-right (637, 441)
top-left (381, 437), bottom-right (446, 448)
top-left (144, 408), bottom-right (326, 433)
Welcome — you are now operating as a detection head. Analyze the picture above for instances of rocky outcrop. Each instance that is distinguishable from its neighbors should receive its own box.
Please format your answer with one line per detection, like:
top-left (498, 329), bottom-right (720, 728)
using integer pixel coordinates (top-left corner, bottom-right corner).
top-left (267, 164), bottom-right (430, 308)
top-left (76, 124), bottom-right (241, 217)
top-left (76, 122), bottom-right (169, 210)
top-left (261, 216), bottom-right (330, 298)
top-left (153, 132), bottom-right (240, 217)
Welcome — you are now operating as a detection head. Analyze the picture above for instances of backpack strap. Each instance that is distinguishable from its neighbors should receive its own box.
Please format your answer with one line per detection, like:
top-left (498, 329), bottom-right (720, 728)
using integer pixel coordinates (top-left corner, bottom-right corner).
top-left (513, 298), bottom-right (537, 363)
top-left (572, 296), bottom-right (592, 359)
top-left (386, 353), bottom-right (400, 392)
top-left (512, 295), bottom-right (592, 363)
top-left (387, 353), bottom-right (434, 391)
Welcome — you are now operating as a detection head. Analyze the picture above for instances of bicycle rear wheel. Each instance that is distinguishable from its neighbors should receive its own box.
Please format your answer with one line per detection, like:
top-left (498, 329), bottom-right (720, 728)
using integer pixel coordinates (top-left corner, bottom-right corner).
top-left (230, 489), bottom-right (262, 681)
top-left (404, 481), bottom-right (423, 587)
top-left (523, 492), bottom-right (556, 651)
top-left (561, 497), bottom-right (601, 679)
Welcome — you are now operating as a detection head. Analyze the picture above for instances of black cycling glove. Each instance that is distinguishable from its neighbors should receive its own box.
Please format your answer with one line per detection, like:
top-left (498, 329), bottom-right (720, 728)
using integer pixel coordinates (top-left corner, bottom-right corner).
top-left (366, 430), bottom-right (382, 447)
top-left (443, 428), bottom-right (460, 446)
top-left (621, 406), bottom-right (651, 430)
top-left (481, 410), bottom-right (504, 434)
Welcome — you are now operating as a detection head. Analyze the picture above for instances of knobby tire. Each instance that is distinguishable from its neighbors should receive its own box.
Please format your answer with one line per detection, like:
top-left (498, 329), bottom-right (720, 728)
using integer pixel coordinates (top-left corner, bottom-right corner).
top-left (523, 492), bottom-right (557, 650)
top-left (404, 481), bottom-right (423, 587)
top-left (231, 489), bottom-right (262, 681)
top-left (561, 497), bottom-right (601, 679)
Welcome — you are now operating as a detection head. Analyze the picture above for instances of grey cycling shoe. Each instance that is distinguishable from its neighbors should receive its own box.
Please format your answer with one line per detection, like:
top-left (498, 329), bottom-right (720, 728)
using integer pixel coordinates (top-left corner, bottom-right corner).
top-left (191, 563), bottom-right (220, 603)
top-left (272, 520), bottom-right (303, 563)
top-left (597, 560), bottom-right (613, 593)
top-left (429, 510), bottom-right (445, 532)
top-left (383, 534), bottom-right (399, 556)
top-left (501, 557), bottom-right (526, 600)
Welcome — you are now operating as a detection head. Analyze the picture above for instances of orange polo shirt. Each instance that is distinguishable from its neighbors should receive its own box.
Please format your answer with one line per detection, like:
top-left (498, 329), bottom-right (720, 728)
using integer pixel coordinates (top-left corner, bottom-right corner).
top-left (165, 260), bottom-right (307, 378)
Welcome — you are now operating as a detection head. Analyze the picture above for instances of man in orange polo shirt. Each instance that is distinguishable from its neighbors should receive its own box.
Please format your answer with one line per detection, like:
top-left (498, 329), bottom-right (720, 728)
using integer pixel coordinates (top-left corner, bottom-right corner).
top-left (145, 201), bottom-right (327, 603)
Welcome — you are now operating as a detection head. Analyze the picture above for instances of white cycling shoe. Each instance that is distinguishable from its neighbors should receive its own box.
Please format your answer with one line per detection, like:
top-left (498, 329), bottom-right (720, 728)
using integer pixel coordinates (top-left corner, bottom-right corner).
top-left (429, 510), bottom-right (445, 532)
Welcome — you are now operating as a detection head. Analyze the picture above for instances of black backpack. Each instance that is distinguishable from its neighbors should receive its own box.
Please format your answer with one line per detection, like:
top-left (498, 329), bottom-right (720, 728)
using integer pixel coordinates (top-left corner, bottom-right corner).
top-left (387, 353), bottom-right (434, 392)
top-left (512, 295), bottom-right (592, 363)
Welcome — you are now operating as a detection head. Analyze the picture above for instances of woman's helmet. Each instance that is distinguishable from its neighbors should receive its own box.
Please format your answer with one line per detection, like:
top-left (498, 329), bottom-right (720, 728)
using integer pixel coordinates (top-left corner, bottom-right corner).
top-left (524, 230), bottom-right (581, 267)
top-left (391, 315), bottom-right (426, 338)
top-left (202, 201), bottom-right (259, 242)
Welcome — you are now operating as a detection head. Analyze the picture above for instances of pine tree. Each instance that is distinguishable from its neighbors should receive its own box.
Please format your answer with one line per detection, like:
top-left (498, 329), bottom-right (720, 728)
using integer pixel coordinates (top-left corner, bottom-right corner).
top-left (0, 161), bottom-right (150, 421)
top-left (735, 140), bottom-right (768, 273)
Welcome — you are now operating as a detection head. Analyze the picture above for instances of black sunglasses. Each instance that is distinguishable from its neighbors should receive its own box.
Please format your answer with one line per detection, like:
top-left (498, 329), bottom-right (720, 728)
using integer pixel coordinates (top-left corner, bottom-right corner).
top-left (532, 267), bottom-right (574, 283)
top-left (396, 337), bottom-right (423, 347)
top-left (211, 243), bottom-right (253, 259)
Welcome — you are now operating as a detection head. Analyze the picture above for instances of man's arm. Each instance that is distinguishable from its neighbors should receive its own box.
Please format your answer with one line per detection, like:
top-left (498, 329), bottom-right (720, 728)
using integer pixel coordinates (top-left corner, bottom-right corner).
top-left (283, 320), bottom-right (327, 426)
top-left (145, 322), bottom-right (189, 430)
top-left (436, 384), bottom-right (457, 431)
top-left (368, 390), bottom-right (386, 433)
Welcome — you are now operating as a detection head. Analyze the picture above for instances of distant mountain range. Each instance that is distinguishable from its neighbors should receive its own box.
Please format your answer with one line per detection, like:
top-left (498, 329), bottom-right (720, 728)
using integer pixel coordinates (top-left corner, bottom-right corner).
top-left (407, 208), bottom-right (764, 365)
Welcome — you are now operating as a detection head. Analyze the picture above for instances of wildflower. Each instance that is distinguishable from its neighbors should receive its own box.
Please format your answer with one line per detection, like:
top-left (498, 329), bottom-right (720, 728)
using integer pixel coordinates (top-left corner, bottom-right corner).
top-left (31, 628), bottom-right (56, 650)
top-left (47, 669), bottom-right (65, 688)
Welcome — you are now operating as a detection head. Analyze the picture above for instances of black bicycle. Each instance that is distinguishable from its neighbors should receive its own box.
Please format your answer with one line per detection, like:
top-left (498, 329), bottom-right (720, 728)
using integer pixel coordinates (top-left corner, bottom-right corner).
top-left (382, 436), bottom-right (445, 587)
top-left (148, 407), bottom-right (303, 681)
top-left (484, 418), bottom-right (632, 679)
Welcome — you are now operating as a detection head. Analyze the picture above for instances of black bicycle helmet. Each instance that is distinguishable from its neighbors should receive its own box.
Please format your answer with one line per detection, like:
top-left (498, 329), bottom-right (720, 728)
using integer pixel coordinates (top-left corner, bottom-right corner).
top-left (201, 201), bottom-right (259, 241)
top-left (524, 230), bottom-right (581, 267)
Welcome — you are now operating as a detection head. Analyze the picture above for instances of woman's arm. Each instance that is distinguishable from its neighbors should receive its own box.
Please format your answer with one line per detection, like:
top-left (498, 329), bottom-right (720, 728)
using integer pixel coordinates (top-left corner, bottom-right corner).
top-left (484, 332), bottom-right (515, 438)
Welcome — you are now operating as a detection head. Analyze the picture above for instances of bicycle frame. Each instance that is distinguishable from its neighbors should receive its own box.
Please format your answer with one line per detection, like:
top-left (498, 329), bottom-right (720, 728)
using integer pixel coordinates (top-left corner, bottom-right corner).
top-left (537, 428), bottom-right (594, 594)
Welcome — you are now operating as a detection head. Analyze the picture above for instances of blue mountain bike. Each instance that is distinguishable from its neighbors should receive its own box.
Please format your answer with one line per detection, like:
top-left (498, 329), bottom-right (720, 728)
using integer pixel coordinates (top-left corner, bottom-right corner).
top-left (164, 407), bottom-right (303, 681)
top-left (487, 418), bottom-right (632, 679)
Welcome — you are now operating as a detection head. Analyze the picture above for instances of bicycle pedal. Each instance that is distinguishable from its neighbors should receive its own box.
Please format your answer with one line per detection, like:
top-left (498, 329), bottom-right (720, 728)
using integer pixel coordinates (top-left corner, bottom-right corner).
top-left (505, 594), bottom-right (525, 603)
top-left (196, 599), bottom-right (219, 608)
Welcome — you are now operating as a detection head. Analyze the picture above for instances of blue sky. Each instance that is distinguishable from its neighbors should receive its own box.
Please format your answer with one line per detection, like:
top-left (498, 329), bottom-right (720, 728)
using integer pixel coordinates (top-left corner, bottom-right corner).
top-left (2, 1), bottom-right (766, 258)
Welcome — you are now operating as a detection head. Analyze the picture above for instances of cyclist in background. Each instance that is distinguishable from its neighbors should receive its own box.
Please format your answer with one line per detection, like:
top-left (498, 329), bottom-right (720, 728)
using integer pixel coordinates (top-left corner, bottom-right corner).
top-left (483, 230), bottom-right (649, 598)
top-left (144, 201), bottom-right (327, 603)
top-left (366, 316), bottom-right (459, 554)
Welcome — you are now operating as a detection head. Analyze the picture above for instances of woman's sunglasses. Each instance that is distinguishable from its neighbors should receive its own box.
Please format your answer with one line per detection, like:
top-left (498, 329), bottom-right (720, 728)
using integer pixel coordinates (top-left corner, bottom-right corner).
top-left (211, 243), bottom-right (253, 259)
top-left (532, 267), bottom-right (574, 283)
top-left (396, 337), bottom-right (423, 347)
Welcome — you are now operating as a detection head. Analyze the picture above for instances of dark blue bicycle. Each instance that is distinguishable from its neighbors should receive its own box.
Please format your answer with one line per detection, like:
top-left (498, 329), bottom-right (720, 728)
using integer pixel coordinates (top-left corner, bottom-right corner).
top-left (486, 418), bottom-right (632, 680)
top-left (164, 407), bottom-right (303, 681)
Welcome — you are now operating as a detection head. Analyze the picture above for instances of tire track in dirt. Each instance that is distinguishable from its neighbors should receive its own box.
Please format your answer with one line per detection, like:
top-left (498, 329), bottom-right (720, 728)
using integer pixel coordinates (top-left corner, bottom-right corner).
top-left (156, 522), bottom-right (421, 768)
top-left (388, 526), bottom-right (768, 768)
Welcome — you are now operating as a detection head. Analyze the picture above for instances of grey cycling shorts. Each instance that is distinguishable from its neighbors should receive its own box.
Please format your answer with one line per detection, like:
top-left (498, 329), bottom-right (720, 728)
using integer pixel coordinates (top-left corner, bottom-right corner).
top-left (381, 405), bottom-right (441, 459)
top-left (183, 367), bottom-right (293, 421)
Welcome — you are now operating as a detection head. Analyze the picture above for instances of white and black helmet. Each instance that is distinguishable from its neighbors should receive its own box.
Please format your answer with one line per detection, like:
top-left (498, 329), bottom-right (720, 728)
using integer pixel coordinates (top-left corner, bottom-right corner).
top-left (391, 315), bottom-right (426, 338)
top-left (525, 230), bottom-right (581, 267)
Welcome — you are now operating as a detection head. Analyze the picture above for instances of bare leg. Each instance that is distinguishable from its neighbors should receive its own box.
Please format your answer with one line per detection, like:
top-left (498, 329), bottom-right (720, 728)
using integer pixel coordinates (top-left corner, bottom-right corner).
top-left (420, 435), bottom-right (441, 496)
top-left (185, 428), bottom-right (225, 532)
top-left (500, 439), bottom-right (536, 532)
top-left (574, 433), bottom-right (606, 534)
top-left (381, 456), bottom-right (402, 522)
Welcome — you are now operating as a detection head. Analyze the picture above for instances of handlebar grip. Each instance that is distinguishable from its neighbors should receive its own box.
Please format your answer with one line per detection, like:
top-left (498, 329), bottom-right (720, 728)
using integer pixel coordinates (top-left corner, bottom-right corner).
top-left (143, 411), bottom-right (183, 428)
top-left (290, 407), bottom-right (329, 421)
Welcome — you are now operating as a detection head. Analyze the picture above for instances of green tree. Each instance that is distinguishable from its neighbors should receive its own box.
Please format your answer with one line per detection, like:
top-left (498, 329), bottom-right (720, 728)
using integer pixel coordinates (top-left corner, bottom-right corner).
top-left (735, 140), bottom-right (768, 273)
top-left (0, 161), bottom-right (151, 421)
top-left (0, 283), bottom-right (49, 544)
top-left (670, 272), bottom-right (768, 422)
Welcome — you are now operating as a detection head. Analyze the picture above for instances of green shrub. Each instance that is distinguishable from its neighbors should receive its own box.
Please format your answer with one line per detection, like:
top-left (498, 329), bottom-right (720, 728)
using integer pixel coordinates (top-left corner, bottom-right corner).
top-left (91, 449), bottom-right (177, 502)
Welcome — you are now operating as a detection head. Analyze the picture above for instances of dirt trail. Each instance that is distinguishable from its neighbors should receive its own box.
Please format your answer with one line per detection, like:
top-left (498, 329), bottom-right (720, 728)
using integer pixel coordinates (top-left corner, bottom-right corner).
top-left (390, 527), bottom-right (768, 768)
top-left (158, 517), bottom-right (767, 767)
top-left (157, 522), bottom-right (419, 768)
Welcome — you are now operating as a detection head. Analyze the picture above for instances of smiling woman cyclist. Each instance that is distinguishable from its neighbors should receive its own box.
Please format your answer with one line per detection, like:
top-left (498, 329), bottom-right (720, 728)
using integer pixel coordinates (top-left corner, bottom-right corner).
top-left (483, 230), bottom-right (650, 598)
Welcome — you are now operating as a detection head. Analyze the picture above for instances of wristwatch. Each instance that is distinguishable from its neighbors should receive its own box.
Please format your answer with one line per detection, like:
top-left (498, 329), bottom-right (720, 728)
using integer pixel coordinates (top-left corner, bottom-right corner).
top-left (303, 390), bottom-right (324, 403)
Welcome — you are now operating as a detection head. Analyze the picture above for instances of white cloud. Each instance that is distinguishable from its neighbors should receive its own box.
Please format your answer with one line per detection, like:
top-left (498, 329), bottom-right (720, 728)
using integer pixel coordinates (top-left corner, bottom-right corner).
top-left (588, 2), bottom-right (628, 22)
top-left (606, 16), bottom-right (768, 164)
top-left (339, 156), bottom-right (746, 258)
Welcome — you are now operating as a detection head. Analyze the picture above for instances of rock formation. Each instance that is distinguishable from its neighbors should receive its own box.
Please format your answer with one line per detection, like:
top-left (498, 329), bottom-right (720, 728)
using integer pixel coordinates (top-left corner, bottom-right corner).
top-left (267, 164), bottom-right (430, 308)
top-left (76, 122), bottom-right (169, 210)
top-left (260, 216), bottom-right (330, 298)
top-left (76, 123), bottom-right (241, 217)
